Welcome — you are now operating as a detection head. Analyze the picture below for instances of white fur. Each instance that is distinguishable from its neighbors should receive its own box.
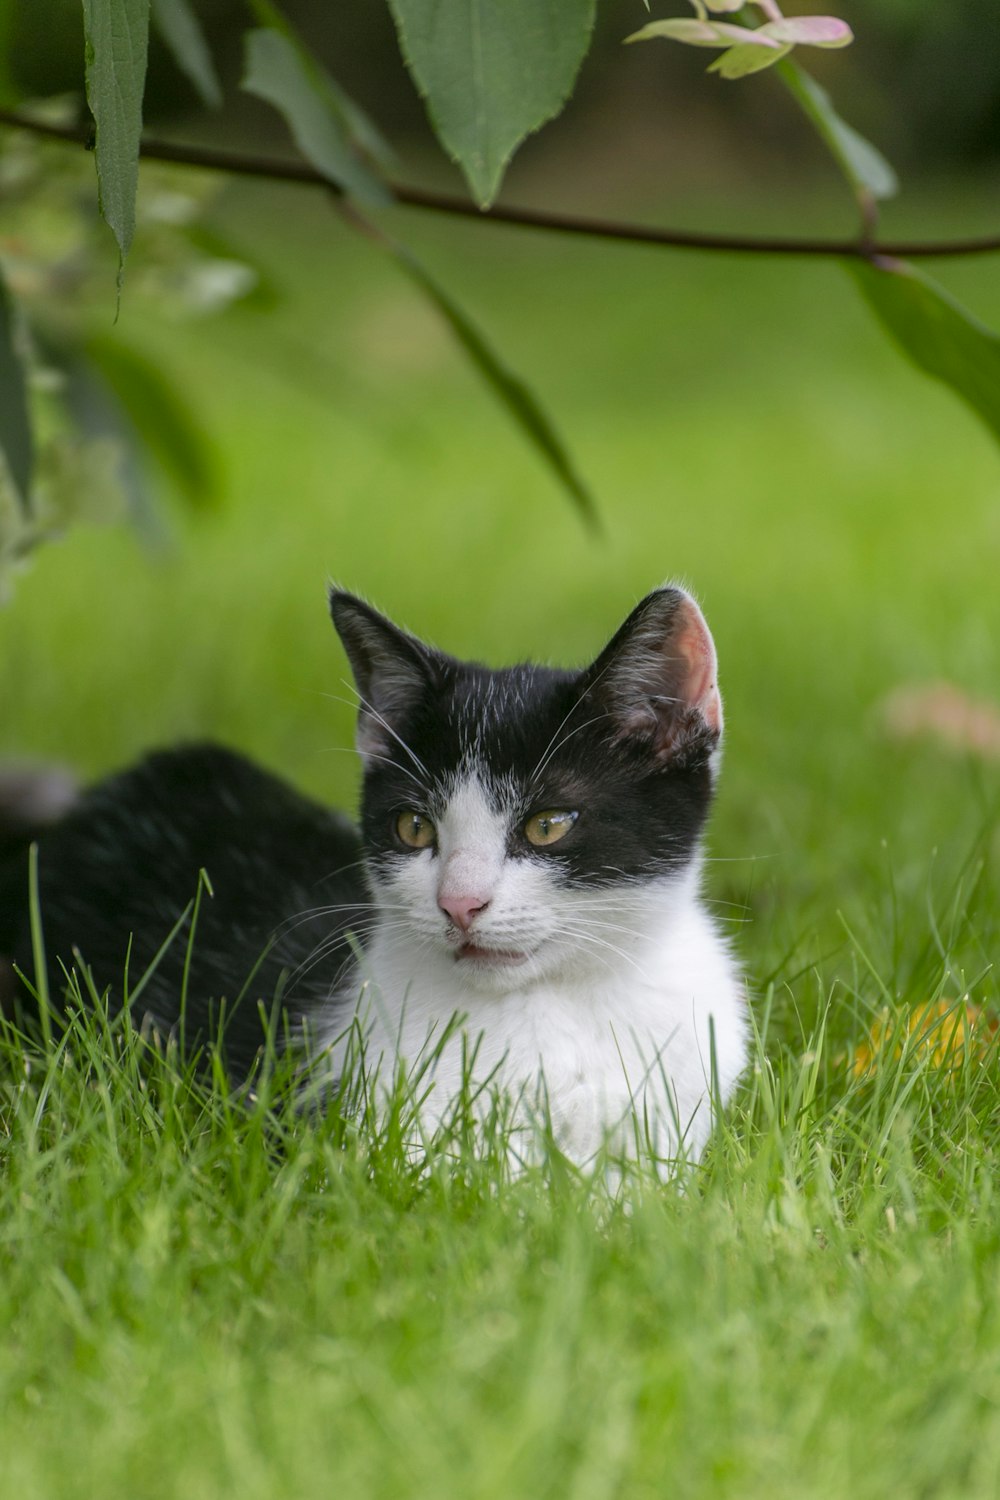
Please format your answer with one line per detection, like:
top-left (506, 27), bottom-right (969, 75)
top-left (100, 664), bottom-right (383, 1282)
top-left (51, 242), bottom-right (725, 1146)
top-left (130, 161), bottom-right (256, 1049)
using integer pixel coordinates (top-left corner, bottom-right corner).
top-left (317, 775), bottom-right (747, 1170)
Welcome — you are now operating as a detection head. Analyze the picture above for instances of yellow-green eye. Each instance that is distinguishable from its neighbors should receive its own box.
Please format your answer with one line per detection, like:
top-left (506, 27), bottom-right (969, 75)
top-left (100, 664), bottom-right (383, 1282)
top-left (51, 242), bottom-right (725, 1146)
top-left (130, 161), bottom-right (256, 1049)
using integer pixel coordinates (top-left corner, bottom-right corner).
top-left (396, 810), bottom-right (436, 849)
top-left (524, 810), bottom-right (578, 847)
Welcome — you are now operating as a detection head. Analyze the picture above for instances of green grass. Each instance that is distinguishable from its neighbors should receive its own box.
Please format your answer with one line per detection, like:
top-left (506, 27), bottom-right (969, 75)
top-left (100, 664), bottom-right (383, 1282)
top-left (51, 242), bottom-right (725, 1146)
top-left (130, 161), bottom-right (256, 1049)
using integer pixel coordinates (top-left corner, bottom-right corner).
top-left (4, 964), bottom-right (1000, 1497)
top-left (2, 170), bottom-right (1000, 1494)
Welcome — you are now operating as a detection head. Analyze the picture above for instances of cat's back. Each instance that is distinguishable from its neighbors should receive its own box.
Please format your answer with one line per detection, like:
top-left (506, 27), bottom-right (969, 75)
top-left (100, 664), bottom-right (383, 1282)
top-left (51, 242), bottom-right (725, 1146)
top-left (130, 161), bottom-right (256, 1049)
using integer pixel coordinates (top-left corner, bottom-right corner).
top-left (1, 744), bottom-right (367, 1074)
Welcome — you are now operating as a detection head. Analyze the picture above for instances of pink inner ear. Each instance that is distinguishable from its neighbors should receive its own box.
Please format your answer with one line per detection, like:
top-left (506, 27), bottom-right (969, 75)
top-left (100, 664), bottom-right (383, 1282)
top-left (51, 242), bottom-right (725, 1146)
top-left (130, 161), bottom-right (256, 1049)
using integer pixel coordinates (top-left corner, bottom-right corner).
top-left (673, 602), bottom-right (723, 735)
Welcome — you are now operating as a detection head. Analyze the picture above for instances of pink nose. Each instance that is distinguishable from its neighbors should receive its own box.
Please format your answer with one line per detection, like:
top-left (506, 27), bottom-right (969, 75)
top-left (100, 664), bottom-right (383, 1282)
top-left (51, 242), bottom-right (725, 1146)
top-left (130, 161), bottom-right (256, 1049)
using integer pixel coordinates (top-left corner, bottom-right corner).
top-left (439, 893), bottom-right (490, 933)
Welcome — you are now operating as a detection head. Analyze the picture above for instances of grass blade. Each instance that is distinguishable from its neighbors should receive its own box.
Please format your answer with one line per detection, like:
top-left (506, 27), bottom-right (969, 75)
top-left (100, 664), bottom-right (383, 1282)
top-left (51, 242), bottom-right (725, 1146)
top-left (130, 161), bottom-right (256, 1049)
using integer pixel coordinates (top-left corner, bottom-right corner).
top-left (27, 843), bottom-right (51, 1047)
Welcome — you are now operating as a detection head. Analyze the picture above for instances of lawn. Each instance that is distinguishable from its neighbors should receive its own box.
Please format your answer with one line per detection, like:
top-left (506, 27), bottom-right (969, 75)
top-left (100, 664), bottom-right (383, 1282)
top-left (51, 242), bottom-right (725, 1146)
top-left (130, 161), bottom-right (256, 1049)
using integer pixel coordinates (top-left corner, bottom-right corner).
top-left (2, 167), bottom-right (1000, 1496)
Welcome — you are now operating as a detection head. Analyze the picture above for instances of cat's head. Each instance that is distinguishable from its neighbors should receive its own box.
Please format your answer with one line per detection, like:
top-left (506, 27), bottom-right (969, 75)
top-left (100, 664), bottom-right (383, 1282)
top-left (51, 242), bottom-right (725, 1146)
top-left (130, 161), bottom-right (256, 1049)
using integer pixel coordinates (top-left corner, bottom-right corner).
top-left (330, 587), bottom-right (724, 990)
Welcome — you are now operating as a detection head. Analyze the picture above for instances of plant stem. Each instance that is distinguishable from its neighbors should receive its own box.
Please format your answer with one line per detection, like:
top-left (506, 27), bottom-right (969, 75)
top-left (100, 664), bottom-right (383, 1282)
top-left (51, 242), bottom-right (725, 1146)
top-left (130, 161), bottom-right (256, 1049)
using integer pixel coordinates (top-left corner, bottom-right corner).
top-left (777, 57), bottom-right (879, 243)
top-left (0, 106), bottom-right (996, 261)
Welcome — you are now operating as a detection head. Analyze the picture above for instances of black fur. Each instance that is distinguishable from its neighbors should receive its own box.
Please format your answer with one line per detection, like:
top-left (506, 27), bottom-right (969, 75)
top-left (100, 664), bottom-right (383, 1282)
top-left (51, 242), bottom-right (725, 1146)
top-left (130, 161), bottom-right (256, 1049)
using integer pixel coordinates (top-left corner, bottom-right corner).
top-left (0, 745), bottom-right (367, 1078)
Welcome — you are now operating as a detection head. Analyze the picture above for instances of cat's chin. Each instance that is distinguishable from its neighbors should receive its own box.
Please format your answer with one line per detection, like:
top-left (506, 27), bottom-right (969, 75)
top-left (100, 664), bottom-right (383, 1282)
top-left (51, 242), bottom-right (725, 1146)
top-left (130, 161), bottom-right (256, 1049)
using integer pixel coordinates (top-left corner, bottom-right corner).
top-left (453, 941), bottom-right (532, 970)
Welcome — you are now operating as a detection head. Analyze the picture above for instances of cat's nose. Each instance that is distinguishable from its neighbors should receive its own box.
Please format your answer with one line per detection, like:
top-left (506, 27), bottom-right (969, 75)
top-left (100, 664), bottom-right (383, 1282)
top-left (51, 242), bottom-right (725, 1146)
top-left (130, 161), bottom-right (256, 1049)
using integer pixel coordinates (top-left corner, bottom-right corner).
top-left (439, 893), bottom-right (490, 932)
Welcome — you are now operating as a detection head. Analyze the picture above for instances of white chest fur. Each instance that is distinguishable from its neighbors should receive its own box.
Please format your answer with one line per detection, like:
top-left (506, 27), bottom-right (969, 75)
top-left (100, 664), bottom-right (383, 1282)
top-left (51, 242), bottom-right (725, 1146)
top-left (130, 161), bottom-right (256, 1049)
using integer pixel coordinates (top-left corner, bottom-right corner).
top-left (320, 870), bottom-right (747, 1169)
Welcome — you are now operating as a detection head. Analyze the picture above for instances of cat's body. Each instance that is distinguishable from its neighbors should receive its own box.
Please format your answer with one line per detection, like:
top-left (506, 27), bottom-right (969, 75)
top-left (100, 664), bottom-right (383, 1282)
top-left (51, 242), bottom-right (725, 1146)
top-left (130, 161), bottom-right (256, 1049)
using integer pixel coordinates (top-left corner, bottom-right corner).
top-left (0, 585), bottom-right (748, 1167)
top-left (0, 746), bottom-right (369, 1079)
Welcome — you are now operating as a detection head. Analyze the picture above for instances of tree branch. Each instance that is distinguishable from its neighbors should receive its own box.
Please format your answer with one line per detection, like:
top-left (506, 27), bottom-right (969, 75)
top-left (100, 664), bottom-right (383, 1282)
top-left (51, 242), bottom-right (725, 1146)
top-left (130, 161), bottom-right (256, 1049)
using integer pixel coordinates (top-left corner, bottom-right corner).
top-left (2, 104), bottom-right (999, 261)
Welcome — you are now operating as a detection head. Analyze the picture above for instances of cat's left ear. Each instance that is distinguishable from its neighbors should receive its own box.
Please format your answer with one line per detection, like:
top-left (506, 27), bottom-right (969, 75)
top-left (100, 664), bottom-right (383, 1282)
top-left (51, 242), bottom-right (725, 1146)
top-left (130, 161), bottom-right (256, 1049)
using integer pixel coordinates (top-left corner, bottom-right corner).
top-left (329, 591), bottom-right (435, 762)
top-left (583, 586), bottom-right (723, 770)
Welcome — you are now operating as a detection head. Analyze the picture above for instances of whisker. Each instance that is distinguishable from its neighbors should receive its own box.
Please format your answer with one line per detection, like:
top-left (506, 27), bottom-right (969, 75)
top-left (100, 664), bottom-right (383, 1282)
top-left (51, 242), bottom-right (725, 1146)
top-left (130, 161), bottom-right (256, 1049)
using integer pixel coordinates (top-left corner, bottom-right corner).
top-left (527, 692), bottom-right (589, 785)
top-left (555, 925), bottom-right (654, 982)
top-left (320, 685), bottom-right (431, 782)
top-left (285, 918), bottom-right (418, 988)
top-left (529, 710), bottom-right (615, 788)
top-left (347, 683), bottom-right (430, 779)
top-left (322, 745), bottom-right (425, 790)
top-left (274, 898), bottom-right (412, 938)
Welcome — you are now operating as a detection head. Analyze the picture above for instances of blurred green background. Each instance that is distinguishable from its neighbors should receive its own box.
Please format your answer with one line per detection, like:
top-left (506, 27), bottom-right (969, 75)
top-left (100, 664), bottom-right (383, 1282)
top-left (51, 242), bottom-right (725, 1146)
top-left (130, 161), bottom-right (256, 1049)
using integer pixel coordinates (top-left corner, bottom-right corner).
top-left (1, 0), bottom-right (998, 1024)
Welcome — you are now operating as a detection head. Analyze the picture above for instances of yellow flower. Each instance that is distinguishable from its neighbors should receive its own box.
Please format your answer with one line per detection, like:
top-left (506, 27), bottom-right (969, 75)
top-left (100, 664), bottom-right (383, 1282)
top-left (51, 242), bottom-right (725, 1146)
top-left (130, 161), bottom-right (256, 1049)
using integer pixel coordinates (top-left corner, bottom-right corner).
top-left (850, 999), bottom-right (998, 1080)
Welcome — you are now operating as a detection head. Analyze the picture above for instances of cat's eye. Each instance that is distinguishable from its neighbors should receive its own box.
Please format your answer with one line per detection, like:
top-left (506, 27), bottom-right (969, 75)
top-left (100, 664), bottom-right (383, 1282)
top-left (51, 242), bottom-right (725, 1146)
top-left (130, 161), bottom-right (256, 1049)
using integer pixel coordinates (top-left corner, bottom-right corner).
top-left (524, 810), bottom-right (578, 847)
top-left (396, 810), bottom-right (436, 849)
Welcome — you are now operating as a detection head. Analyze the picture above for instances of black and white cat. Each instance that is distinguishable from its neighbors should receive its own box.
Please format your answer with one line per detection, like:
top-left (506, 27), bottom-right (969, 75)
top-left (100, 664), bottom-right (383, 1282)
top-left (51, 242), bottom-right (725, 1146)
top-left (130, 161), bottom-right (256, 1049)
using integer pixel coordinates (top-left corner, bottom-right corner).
top-left (0, 585), bottom-right (747, 1166)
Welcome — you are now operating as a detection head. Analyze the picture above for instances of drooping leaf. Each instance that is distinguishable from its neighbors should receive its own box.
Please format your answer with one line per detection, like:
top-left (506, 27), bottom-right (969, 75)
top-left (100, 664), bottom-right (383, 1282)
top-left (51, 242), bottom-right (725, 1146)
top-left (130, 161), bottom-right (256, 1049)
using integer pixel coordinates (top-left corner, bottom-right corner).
top-left (244, 0), bottom-right (394, 167)
top-left (242, 28), bottom-right (389, 207)
top-left (847, 257), bottom-right (1000, 450)
top-left (389, 241), bottom-right (597, 526)
top-left (0, 266), bottom-right (34, 510)
top-left (780, 62), bottom-right (897, 201)
top-left (84, 335), bottom-right (220, 509)
top-left (387, 0), bottom-right (596, 208)
top-left (327, 77), bottom-right (395, 171)
top-left (151, 0), bottom-right (223, 108)
top-left (82, 0), bottom-right (152, 282)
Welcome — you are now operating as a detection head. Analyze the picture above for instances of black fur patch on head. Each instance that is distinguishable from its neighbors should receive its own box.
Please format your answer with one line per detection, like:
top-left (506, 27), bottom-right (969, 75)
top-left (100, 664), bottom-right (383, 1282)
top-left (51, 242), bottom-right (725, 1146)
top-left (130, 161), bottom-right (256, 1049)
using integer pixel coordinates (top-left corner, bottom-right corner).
top-left (331, 588), bottom-right (722, 889)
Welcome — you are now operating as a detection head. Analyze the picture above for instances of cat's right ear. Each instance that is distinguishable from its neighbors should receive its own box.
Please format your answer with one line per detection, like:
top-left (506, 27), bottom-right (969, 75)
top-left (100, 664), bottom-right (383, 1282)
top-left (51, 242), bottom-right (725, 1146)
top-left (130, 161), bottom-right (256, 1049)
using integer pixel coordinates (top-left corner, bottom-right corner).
top-left (329, 592), bottom-right (434, 762)
top-left (581, 585), bottom-right (724, 772)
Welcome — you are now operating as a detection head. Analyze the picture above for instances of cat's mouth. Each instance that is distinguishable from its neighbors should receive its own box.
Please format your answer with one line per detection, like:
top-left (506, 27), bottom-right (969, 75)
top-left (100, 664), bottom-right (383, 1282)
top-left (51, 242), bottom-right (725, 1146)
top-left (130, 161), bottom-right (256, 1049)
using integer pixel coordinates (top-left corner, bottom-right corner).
top-left (454, 941), bottom-right (531, 968)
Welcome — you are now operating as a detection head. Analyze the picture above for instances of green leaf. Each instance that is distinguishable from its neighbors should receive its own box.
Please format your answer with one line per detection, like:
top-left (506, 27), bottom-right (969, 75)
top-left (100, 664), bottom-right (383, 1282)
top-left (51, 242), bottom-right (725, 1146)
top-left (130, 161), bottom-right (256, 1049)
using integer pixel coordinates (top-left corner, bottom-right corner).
top-left (709, 40), bottom-right (792, 78)
top-left (151, 0), bottom-right (222, 109)
top-left (243, 0), bottom-right (393, 167)
top-left (387, 0), bottom-right (596, 208)
top-left (389, 242), bottom-right (597, 527)
top-left (847, 257), bottom-right (1000, 450)
top-left (780, 62), bottom-right (897, 202)
top-left (242, 28), bottom-right (390, 208)
top-left (82, 0), bottom-right (152, 282)
top-left (84, 336), bottom-right (220, 509)
top-left (0, 266), bottom-right (34, 510)
top-left (324, 72), bottom-right (395, 173)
